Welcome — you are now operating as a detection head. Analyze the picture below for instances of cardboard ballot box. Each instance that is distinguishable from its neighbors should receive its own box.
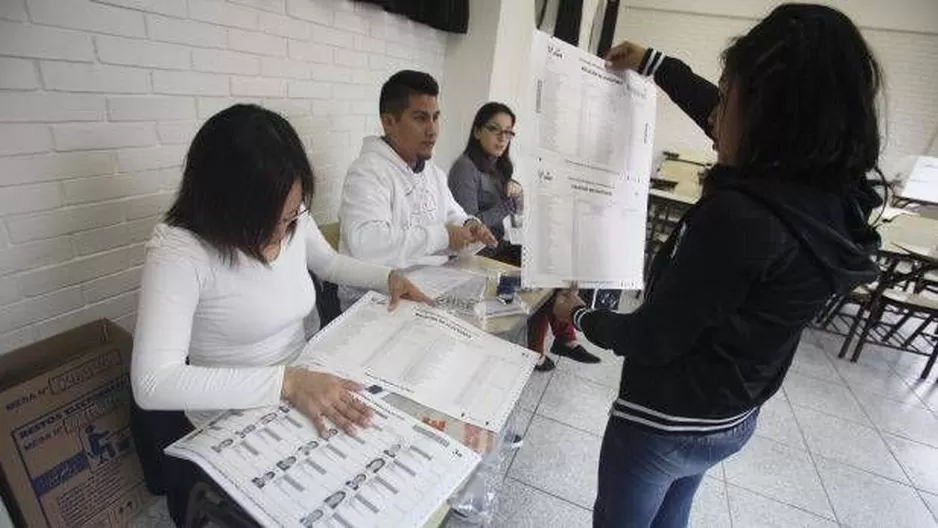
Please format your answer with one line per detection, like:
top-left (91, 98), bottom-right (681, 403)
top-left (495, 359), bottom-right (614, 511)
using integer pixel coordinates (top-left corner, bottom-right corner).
top-left (0, 320), bottom-right (149, 527)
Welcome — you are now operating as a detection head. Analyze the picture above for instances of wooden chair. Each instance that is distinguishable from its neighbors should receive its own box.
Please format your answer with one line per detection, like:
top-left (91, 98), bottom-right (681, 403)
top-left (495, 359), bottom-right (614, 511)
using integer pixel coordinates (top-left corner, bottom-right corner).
top-left (836, 254), bottom-right (938, 380)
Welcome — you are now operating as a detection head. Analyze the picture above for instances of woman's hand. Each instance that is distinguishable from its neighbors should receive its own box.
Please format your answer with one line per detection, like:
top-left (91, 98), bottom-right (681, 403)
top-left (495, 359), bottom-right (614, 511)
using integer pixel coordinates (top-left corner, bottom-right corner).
top-left (282, 367), bottom-right (373, 437)
top-left (387, 270), bottom-right (434, 310)
top-left (605, 40), bottom-right (648, 71)
top-left (506, 180), bottom-right (524, 199)
top-left (553, 288), bottom-right (586, 323)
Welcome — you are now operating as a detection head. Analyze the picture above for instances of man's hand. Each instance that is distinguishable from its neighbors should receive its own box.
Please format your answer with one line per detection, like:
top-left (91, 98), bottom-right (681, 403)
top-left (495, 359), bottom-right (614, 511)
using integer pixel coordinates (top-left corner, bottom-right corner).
top-left (605, 40), bottom-right (647, 72)
top-left (446, 223), bottom-right (474, 251)
top-left (387, 270), bottom-right (434, 310)
top-left (466, 220), bottom-right (498, 248)
top-left (553, 288), bottom-right (586, 323)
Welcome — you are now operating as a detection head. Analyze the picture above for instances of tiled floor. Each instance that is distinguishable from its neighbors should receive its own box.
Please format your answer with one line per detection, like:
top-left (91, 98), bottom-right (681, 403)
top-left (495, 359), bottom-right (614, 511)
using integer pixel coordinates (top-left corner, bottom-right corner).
top-left (492, 327), bottom-right (938, 528)
top-left (129, 326), bottom-right (938, 528)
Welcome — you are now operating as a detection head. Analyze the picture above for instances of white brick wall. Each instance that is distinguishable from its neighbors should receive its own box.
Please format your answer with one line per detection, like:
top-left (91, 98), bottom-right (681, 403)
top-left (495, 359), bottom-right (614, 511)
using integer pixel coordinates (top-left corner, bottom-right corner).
top-left (0, 0), bottom-right (446, 353)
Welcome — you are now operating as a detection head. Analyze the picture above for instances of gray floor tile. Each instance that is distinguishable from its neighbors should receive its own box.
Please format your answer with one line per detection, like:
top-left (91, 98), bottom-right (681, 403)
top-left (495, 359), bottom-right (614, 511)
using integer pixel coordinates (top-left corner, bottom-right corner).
top-left (890, 351), bottom-right (933, 380)
top-left (911, 381), bottom-right (938, 416)
top-left (791, 405), bottom-right (908, 483)
top-left (508, 415), bottom-right (601, 509)
top-left (517, 369), bottom-right (553, 412)
top-left (783, 372), bottom-right (870, 426)
top-left (790, 339), bottom-right (843, 383)
top-left (835, 360), bottom-right (920, 402)
top-left (755, 391), bottom-right (807, 450)
top-left (492, 478), bottom-right (592, 528)
top-left (727, 485), bottom-right (838, 528)
top-left (815, 455), bottom-right (938, 528)
top-left (923, 492), bottom-right (938, 523)
top-left (537, 371), bottom-right (617, 436)
top-left (689, 477), bottom-right (731, 528)
top-left (556, 336), bottom-right (624, 389)
top-left (724, 436), bottom-right (835, 519)
top-left (857, 392), bottom-right (938, 448)
top-left (884, 434), bottom-right (938, 495)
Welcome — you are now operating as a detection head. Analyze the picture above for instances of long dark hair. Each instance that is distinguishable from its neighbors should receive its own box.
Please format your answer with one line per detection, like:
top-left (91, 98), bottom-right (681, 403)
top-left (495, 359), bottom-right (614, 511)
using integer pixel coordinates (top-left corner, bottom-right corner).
top-left (464, 102), bottom-right (516, 181)
top-left (721, 3), bottom-right (882, 187)
top-left (166, 104), bottom-right (314, 264)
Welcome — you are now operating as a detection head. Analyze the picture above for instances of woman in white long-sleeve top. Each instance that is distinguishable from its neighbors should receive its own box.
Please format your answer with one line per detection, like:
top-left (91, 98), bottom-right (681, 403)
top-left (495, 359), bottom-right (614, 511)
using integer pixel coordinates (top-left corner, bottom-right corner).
top-left (131, 104), bottom-right (429, 526)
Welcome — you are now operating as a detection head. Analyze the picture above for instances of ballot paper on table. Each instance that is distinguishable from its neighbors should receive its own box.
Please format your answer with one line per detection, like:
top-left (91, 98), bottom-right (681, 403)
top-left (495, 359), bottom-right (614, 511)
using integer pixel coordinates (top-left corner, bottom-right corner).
top-left (165, 393), bottom-right (480, 528)
top-left (293, 291), bottom-right (538, 432)
top-left (521, 30), bottom-right (656, 289)
top-left (404, 266), bottom-right (487, 302)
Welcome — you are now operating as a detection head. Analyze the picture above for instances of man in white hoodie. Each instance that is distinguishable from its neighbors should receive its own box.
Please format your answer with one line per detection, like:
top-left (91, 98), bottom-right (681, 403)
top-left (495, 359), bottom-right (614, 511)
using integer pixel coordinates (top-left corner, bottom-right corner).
top-left (338, 70), bottom-right (497, 306)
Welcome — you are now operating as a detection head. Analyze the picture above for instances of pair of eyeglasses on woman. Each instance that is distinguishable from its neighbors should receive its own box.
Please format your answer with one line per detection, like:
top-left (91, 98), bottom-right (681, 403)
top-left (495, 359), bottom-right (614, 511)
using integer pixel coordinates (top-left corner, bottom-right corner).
top-left (282, 206), bottom-right (309, 225)
top-left (484, 124), bottom-right (517, 140)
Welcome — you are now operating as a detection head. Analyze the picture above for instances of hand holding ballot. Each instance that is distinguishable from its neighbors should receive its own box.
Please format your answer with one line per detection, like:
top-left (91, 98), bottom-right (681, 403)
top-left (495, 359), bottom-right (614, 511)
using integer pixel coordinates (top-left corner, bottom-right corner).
top-left (604, 40), bottom-right (648, 71)
top-left (553, 287), bottom-right (586, 323)
top-left (280, 368), bottom-right (373, 437)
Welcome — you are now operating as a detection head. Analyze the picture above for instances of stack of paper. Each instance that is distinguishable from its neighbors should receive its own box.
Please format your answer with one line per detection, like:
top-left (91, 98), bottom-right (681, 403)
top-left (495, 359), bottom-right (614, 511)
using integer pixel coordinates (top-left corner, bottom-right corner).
top-left (404, 266), bottom-right (488, 316)
top-left (294, 292), bottom-right (538, 433)
top-left (166, 394), bottom-right (480, 528)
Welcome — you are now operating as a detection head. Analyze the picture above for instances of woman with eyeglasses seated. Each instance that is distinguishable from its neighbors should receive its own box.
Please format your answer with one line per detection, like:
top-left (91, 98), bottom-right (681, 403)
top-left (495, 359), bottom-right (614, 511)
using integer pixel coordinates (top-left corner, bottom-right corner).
top-left (448, 102), bottom-right (600, 372)
top-left (131, 104), bottom-right (429, 526)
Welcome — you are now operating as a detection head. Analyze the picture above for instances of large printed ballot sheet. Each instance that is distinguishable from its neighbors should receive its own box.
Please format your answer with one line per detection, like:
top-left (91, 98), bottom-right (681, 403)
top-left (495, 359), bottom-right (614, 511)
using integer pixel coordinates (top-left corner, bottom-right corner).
top-left (294, 292), bottom-right (538, 432)
top-left (522, 31), bottom-right (657, 289)
top-left (166, 394), bottom-right (480, 528)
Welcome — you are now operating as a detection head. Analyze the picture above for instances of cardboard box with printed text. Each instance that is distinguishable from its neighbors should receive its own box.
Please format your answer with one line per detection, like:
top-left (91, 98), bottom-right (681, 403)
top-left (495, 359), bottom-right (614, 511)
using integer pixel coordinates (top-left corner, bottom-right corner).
top-left (0, 320), bottom-right (149, 527)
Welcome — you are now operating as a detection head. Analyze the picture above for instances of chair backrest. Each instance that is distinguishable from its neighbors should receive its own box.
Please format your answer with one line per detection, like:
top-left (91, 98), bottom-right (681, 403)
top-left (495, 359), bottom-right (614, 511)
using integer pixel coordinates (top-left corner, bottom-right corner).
top-left (320, 222), bottom-right (340, 251)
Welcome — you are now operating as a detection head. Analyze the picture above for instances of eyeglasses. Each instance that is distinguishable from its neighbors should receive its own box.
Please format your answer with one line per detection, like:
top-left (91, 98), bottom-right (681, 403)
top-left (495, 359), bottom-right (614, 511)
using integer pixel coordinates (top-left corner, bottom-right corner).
top-left (282, 206), bottom-right (309, 226)
top-left (483, 124), bottom-right (517, 140)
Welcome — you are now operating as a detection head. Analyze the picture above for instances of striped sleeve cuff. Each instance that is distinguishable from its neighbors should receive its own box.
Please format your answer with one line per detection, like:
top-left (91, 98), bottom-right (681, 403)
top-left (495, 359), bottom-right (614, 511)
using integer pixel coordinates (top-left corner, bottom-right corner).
top-left (637, 48), bottom-right (666, 77)
top-left (571, 306), bottom-right (592, 331)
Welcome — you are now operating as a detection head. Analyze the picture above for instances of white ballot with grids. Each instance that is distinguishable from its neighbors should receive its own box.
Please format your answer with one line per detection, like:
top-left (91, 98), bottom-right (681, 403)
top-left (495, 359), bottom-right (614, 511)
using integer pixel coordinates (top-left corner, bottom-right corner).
top-left (165, 394), bottom-right (480, 528)
top-left (294, 292), bottom-right (537, 432)
top-left (522, 30), bottom-right (656, 289)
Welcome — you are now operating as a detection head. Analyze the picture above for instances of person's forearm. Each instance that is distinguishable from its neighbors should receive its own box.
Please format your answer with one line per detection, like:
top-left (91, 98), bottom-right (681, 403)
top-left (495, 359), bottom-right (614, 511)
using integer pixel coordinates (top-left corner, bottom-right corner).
top-left (133, 362), bottom-right (285, 411)
top-left (642, 49), bottom-right (719, 138)
top-left (347, 221), bottom-right (449, 267)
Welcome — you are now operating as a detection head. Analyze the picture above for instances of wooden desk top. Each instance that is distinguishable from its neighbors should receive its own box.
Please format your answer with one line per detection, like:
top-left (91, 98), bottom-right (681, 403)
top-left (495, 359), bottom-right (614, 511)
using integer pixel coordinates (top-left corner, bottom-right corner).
top-left (878, 214), bottom-right (938, 259)
top-left (651, 158), bottom-right (705, 205)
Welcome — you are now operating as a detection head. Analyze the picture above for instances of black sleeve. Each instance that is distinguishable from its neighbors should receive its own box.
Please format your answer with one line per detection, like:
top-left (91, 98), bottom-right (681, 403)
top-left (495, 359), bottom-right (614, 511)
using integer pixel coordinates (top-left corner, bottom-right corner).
top-left (644, 49), bottom-right (720, 139)
top-left (575, 193), bottom-right (785, 366)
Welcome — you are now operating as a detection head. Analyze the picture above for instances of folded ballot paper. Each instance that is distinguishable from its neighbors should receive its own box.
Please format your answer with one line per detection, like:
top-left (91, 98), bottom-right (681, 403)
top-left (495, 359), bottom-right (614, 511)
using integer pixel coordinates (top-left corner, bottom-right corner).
top-left (165, 393), bottom-right (480, 528)
top-left (165, 293), bottom-right (537, 527)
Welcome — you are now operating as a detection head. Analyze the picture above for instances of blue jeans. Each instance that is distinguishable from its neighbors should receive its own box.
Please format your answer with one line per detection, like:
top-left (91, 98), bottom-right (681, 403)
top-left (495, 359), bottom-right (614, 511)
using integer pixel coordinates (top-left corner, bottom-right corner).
top-left (593, 409), bottom-right (759, 528)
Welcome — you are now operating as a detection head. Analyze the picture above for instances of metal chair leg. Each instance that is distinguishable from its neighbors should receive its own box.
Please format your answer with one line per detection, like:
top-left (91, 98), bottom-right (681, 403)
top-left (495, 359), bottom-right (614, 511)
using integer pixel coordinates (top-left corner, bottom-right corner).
top-left (839, 302), bottom-right (868, 358)
top-left (921, 340), bottom-right (938, 380)
top-left (850, 300), bottom-right (885, 362)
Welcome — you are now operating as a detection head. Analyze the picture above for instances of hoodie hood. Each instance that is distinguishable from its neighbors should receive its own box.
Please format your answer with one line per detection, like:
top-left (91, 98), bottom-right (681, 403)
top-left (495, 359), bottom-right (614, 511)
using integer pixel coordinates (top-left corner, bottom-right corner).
top-left (703, 165), bottom-right (881, 295)
top-left (359, 136), bottom-right (427, 174)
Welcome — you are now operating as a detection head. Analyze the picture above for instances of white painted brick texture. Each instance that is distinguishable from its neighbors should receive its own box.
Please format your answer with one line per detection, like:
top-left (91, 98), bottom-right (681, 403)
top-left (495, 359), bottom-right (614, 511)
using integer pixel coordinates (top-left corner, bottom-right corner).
top-left (0, 0), bottom-right (447, 353)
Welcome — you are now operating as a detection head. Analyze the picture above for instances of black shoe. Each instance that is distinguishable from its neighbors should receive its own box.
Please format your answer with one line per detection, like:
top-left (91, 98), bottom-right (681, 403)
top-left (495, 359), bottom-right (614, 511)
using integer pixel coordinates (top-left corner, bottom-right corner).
top-left (534, 355), bottom-right (556, 372)
top-left (551, 341), bottom-right (601, 364)
top-left (506, 434), bottom-right (524, 449)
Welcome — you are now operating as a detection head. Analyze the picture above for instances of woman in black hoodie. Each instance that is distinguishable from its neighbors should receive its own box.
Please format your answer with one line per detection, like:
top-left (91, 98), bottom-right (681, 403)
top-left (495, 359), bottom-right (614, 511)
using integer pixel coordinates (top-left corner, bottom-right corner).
top-left (552, 4), bottom-right (883, 527)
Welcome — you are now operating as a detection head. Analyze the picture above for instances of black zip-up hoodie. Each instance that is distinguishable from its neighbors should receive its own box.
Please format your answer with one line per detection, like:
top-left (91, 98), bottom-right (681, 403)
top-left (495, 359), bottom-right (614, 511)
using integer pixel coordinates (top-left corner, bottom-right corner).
top-left (570, 50), bottom-right (882, 434)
